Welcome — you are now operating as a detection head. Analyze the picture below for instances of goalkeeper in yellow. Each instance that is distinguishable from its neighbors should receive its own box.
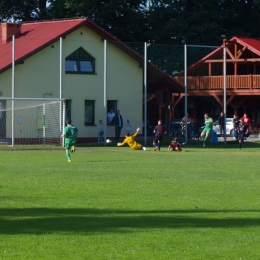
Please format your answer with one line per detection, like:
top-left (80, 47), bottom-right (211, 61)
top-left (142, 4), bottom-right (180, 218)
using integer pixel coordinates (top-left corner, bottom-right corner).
top-left (117, 127), bottom-right (147, 150)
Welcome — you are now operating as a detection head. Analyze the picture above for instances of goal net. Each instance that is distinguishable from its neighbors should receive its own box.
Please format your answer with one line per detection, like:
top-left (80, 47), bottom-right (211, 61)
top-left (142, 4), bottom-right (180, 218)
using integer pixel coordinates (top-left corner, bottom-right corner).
top-left (0, 99), bottom-right (64, 147)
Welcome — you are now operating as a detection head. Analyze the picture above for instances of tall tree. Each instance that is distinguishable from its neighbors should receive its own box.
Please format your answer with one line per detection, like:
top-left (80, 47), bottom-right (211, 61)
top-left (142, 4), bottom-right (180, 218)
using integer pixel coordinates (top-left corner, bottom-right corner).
top-left (47, 0), bottom-right (147, 42)
top-left (144, 0), bottom-right (223, 45)
top-left (144, 0), bottom-right (260, 45)
top-left (0, 0), bottom-right (47, 21)
top-left (219, 0), bottom-right (260, 39)
top-left (2, 0), bottom-right (260, 45)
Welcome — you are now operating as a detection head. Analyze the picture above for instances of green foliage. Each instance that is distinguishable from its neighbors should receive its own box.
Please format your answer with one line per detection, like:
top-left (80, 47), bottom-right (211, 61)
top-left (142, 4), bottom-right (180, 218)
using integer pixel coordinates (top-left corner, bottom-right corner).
top-left (0, 0), bottom-right (40, 21)
top-left (1, 143), bottom-right (260, 259)
top-left (2, 0), bottom-right (260, 44)
top-left (47, 0), bottom-right (148, 42)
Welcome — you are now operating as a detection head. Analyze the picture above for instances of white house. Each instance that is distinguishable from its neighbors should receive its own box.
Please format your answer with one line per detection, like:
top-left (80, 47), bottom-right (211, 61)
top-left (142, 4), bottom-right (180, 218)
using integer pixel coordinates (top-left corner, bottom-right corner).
top-left (0, 18), bottom-right (182, 144)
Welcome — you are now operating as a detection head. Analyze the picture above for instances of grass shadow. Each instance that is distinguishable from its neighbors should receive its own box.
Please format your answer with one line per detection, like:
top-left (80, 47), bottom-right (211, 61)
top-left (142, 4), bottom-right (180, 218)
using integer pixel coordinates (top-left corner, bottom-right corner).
top-left (1, 208), bottom-right (260, 235)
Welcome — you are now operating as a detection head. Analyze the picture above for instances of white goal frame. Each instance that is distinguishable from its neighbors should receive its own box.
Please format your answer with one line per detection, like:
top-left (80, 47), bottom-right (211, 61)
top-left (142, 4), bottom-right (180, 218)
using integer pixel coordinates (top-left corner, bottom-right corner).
top-left (0, 97), bottom-right (65, 147)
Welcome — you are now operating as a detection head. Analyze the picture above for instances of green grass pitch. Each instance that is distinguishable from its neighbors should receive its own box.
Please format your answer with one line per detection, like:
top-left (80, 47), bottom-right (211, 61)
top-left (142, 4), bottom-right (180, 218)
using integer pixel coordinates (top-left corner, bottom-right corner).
top-left (1, 140), bottom-right (260, 259)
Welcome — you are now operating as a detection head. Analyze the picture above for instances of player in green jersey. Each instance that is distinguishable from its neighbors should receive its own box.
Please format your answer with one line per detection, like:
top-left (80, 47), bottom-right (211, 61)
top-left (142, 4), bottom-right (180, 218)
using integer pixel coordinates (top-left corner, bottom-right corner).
top-left (201, 113), bottom-right (213, 147)
top-left (62, 119), bottom-right (78, 162)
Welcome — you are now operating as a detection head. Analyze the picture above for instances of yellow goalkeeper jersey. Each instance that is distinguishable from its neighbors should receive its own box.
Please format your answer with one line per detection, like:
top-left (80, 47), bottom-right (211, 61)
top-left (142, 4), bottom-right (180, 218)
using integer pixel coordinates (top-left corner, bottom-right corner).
top-left (120, 131), bottom-right (142, 150)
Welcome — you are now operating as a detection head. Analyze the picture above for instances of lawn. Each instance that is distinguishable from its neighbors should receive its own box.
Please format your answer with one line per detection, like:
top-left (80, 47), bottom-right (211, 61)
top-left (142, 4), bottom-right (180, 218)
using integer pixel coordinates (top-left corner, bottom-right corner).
top-left (1, 140), bottom-right (260, 259)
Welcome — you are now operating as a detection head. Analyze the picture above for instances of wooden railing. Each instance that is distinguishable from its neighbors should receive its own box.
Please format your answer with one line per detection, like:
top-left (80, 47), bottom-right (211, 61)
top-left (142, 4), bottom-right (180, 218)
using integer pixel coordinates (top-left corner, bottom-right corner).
top-left (174, 75), bottom-right (260, 90)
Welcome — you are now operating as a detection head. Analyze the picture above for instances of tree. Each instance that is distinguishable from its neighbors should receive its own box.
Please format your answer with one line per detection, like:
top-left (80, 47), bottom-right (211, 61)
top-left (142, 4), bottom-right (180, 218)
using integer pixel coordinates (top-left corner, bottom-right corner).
top-left (2, 0), bottom-right (260, 45)
top-left (144, 0), bottom-right (260, 45)
top-left (0, 0), bottom-right (47, 21)
top-left (47, 0), bottom-right (148, 42)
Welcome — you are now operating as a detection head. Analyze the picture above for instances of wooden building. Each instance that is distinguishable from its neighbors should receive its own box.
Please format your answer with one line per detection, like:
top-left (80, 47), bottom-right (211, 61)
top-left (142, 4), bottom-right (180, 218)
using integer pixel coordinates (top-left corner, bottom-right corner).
top-left (172, 37), bottom-right (260, 130)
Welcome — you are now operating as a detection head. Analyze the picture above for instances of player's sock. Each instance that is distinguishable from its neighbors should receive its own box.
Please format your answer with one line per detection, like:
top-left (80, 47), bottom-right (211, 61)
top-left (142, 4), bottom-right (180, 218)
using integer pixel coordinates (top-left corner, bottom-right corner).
top-left (158, 142), bottom-right (161, 151)
top-left (239, 143), bottom-right (242, 149)
top-left (66, 151), bottom-right (71, 160)
top-left (153, 143), bottom-right (157, 148)
top-left (203, 136), bottom-right (208, 142)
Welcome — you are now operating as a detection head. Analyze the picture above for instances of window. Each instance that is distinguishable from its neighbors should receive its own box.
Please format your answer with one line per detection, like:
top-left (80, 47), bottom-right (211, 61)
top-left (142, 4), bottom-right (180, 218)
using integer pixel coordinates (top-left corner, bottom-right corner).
top-left (85, 100), bottom-right (95, 125)
top-left (65, 47), bottom-right (95, 74)
top-left (107, 101), bottom-right (117, 113)
top-left (66, 61), bottom-right (78, 72)
top-left (80, 61), bottom-right (93, 72)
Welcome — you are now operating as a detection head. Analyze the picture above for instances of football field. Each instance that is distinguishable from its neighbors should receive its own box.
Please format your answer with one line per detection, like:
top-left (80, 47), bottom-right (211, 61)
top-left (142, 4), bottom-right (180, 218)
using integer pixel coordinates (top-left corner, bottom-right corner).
top-left (1, 141), bottom-right (260, 259)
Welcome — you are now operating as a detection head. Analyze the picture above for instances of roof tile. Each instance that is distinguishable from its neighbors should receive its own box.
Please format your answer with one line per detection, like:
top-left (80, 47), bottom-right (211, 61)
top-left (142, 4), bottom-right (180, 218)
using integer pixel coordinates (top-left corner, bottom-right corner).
top-left (0, 19), bottom-right (87, 72)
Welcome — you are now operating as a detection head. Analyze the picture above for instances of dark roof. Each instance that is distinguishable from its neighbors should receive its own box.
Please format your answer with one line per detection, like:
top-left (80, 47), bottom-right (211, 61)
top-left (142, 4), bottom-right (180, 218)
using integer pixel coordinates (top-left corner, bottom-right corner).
top-left (176, 36), bottom-right (260, 75)
top-left (230, 36), bottom-right (260, 56)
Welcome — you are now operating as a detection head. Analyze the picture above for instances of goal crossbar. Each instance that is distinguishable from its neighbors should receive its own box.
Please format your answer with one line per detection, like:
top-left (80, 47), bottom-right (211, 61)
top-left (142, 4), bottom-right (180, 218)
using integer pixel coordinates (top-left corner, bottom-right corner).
top-left (0, 98), bottom-right (65, 101)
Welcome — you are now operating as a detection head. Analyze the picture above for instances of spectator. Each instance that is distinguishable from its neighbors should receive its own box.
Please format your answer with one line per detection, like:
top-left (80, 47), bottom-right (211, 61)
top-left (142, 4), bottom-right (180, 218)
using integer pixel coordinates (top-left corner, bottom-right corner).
top-left (107, 108), bottom-right (115, 125)
top-left (125, 119), bottom-right (132, 135)
top-left (181, 113), bottom-right (191, 126)
top-left (181, 113), bottom-right (191, 135)
top-left (114, 110), bottom-right (123, 142)
top-left (241, 113), bottom-right (252, 135)
top-left (218, 112), bottom-right (225, 138)
top-left (97, 119), bottom-right (104, 144)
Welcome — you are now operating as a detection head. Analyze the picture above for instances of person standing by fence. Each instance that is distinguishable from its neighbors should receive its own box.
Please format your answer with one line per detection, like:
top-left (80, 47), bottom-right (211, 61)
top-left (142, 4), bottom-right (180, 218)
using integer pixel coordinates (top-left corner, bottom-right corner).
top-left (97, 120), bottom-right (104, 144)
top-left (114, 110), bottom-right (123, 142)
top-left (242, 113), bottom-right (252, 136)
top-left (124, 119), bottom-right (132, 135)
top-left (218, 112), bottom-right (225, 138)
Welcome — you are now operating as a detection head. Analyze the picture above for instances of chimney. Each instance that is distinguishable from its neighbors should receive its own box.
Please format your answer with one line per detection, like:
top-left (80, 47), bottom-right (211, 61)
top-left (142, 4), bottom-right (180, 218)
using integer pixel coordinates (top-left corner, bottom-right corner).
top-left (1, 22), bottom-right (22, 44)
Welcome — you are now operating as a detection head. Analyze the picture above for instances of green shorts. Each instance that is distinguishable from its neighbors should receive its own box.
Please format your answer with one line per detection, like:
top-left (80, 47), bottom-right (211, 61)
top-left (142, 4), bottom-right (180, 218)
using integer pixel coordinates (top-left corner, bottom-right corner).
top-left (65, 142), bottom-right (75, 150)
top-left (202, 128), bottom-right (212, 134)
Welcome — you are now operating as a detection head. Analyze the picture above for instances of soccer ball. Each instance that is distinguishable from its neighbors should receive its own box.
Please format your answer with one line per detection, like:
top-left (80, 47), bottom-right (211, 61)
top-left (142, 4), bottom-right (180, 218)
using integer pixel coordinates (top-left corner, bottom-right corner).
top-left (106, 139), bottom-right (112, 143)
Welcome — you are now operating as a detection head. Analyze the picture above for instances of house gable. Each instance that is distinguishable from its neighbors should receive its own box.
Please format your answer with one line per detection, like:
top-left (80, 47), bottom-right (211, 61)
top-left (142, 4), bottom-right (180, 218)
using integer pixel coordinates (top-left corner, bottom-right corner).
top-left (0, 21), bottom-right (145, 139)
top-left (0, 18), bottom-right (183, 94)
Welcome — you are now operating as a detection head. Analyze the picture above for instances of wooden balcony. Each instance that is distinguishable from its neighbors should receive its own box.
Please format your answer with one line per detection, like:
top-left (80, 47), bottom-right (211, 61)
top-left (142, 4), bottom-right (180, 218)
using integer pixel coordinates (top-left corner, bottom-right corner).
top-left (174, 75), bottom-right (260, 91)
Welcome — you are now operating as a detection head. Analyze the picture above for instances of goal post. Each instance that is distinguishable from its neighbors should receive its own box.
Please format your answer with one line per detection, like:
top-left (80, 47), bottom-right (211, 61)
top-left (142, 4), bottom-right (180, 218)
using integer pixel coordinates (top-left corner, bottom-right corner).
top-left (0, 98), bottom-right (65, 147)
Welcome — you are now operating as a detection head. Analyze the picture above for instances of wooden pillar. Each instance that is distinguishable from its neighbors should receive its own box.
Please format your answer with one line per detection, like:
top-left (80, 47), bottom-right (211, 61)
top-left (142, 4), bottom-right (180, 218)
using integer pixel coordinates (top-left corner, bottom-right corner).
top-left (208, 63), bottom-right (212, 76)
top-left (234, 62), bottom-right (237, 75)
top-left (234, 43), bottom-right (237, 89)
top-left (196, 76), bottom-right (200, 91)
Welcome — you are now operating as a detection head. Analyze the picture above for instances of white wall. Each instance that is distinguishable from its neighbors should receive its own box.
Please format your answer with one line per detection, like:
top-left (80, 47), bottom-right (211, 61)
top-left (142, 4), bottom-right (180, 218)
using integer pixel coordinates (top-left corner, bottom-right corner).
top-left (0, 24), bottom-right (143, 140)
